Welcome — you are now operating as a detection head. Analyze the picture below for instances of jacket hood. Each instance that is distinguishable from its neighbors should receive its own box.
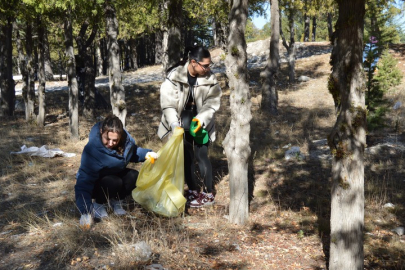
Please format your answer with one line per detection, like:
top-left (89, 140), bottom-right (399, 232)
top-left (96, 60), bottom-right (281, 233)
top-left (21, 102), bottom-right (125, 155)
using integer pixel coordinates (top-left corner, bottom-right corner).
top-left (88, 122), bottom-right (131, 157)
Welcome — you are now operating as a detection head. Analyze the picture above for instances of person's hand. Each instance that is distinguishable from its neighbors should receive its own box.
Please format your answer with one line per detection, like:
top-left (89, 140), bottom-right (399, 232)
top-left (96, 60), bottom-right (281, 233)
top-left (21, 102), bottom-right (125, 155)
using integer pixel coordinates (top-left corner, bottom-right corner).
top-left (170, 121), bottom-right (180, 130)
top-left (145, 151), bottom-right (158, 164)
top-left (79, 213), bottom-right (93, 230)
top-left (191, 118), bottom-right (202, 133)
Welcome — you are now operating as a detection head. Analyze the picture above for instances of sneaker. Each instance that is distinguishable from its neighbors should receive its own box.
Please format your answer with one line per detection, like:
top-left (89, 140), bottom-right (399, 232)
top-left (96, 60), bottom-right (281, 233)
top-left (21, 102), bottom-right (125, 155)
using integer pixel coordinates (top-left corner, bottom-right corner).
top-left (110, 199), bottom-right (127, 216)
top-left (185, 190), bottom-right (199, 203)
top-left (189, 192), bottom-right (215, 208)
top-left (93, 202), bottom-right (108, 219)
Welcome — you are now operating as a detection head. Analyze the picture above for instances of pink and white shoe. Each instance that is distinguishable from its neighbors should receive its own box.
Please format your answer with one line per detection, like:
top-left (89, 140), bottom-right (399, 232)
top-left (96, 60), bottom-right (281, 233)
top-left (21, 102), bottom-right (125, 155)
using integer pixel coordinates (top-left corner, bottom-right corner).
top-left (185, 190), bottom-right (199, 204)
top-left (189, 192), bottom-right (215, 208)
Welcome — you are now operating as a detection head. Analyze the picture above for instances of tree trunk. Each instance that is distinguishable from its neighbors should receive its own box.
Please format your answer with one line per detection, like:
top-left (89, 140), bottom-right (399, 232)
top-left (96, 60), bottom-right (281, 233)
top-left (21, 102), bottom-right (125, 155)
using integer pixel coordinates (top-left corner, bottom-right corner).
top-left (105, 0), bottom-right (126, 126)
top-left (129, 38), bottom-right (138, 70)
top-left (0, 25), bottom-right (4, 115)
top-left (83, 44), bottom-right (97, 117)
top-left (223, 0), bottom-right (251, 226)
top-left (304, 14), bottom-right (310, 42)
top-left (328, 1), bottom-right (366, 269)
top-left (36, 17), bottom-right (46, 126)
top-left (155, 30), bottom-right (163, 64)
top-left (58, 50), bottom-right (64, 80)
top-left (162, 26), bottom-right (182, 75)
top-left (43, 29), bottom-right (54, 81)
top-left (280, 9), bottom-right (296, 84)
top-left (161, 0), bottom-right (183, 76)
top-left (16, 25), bottom-right (29, 118)
top-left (213, 21), bottom-right (219, 47)
top-left (214, 20), bottom-right (228, 50)
top-left (327, 12), bottom-right (333, 41)
top-left (261, 0), bottom-right (280, 115)
top-left (119, 39), bottom-right (125, 71)
top-left (311, 16), bottom-right (317, 42)
top-left (0, 17), bottom-right (15, 117)
top-left (95, 38), bottom-right (103, 77)
top-left (25, 22), bottom-right (36, 120)
top-left (77, 19), bottom-right (98, 119)
top-left (100, 37), bottom-right (108, 75)
top-left (64, 10), bottom-right (79, 140)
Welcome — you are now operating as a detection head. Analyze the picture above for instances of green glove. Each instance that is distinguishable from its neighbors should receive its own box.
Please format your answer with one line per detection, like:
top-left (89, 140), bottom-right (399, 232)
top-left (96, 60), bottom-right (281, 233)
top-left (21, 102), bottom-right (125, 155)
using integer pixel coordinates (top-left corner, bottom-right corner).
top-left (189, 118), bottom-right (209, 144)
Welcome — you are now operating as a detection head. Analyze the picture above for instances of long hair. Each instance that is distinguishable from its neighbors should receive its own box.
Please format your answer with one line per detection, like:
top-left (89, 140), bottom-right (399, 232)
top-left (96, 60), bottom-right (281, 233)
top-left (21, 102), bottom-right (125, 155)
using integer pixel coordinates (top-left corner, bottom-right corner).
top-left (100, 114), bottom-right (126, 155)
top-left (166, 45), bottom-right (211, 73)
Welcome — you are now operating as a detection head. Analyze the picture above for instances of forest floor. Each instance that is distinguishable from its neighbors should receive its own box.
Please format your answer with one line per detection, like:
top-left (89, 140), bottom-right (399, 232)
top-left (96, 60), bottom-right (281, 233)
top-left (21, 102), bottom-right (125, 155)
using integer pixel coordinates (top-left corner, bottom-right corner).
top-left (1, 40), bottom-right (405, 270)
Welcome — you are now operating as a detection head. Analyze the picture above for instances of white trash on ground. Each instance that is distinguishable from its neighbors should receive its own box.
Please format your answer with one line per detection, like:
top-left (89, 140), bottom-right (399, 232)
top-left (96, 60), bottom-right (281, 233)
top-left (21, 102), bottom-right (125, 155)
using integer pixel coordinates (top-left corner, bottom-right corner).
top-left (10, 145), bottom-right (76, 158)
top-left (285, 146), bottom-right (305, 160)
top-left (131, 241), bottom-right (152, 262)
top-left (392, 227), bottom-right (405, 236)
top-left (145, 264), bottom-right (167, 270)
top-left (383, 203), bottom-right (395, 209)
top-left (393, 101), bottom-right (402, 110)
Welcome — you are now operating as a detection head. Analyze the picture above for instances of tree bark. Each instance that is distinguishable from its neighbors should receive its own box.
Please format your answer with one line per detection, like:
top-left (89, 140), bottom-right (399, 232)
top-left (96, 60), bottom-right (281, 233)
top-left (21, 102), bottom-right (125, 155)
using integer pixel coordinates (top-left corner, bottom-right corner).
top-left (327, 12), bottom-right (333, 41)
top-left (25, 22), bottom-right (36, 120)
top-left (223, 0), bottom-right (251, 225)
top-left (328, 1), bottom-right (366, 269)
top-left (161, 0), bottom-right (183, 76)
top-left (105, 0), bottom-right (126, 126)
top-left (76, 19), bottom-right (98, 119)
top-left (16, 25), bottom-right (29, 119)
top-left (214, 20), bottom-right (228, 50)
top-left (36, 17), bottom-right (46, 126)
top-left (280, 8), bottom-right (296, 84)
top-left (0, 16), bottom-right (15, 117)
top-left (129, 38), bottom-right (138, 70)
top-left (43, 29), bottom-right (54, 81)
top-left (260, 0), bottom-right (280, 115)
top-left (95, 38), bottom-right (103, 77)
top-left (100, 37), bottom-right (108, 75)
top-left (287, 13), bottom-right (296, 83)
top-left (64, 10), bottom-right (79, 140)
top-left (155, 30), bottom-right (163, 64)
top-left (311, 16), bottom-right (317, 42)
top-left (304, 14), bottom-right (310, 42)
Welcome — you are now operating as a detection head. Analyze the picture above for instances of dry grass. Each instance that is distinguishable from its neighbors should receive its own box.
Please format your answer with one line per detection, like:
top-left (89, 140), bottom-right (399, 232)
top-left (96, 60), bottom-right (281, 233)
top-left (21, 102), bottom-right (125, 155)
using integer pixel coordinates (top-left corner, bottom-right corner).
top-left (1, 43), bottom-right (405, 269)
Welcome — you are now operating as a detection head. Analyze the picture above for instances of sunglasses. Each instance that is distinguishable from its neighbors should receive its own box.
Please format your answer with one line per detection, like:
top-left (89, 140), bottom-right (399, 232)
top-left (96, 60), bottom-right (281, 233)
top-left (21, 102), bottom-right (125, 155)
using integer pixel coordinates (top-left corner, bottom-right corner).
top-left (195, 61), bottom-right (213, 70)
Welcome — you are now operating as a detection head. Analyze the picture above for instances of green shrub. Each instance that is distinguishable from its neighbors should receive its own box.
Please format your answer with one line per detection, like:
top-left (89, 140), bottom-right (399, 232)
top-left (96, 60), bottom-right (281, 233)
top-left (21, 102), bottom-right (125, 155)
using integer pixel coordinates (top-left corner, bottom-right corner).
top-left (366, 47), bottom-right (403, 130)
top-left (373, 48), bottom-right (403, 94)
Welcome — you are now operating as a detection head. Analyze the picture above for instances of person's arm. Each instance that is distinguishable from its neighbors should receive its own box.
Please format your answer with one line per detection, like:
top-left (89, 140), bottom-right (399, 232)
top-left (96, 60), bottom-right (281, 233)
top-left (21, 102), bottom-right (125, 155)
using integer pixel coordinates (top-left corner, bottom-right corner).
top-left (195, 83), bottom-right (222, 127)
top-left (130, 145), bottom-right (152, 163)
top-left (160, 78), bottom-right (181, 129)
top-left (74, 146), bottom-right (101, 215)
top-left (126, 134), bottom-right (154, 163)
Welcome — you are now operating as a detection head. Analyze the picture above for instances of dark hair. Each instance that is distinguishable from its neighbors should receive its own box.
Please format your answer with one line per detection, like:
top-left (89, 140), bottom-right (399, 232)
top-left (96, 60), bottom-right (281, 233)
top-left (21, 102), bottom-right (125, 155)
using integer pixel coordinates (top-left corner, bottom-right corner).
top-left (166, 46), bottom-right (211, 73)
top-left (185, 46), bottom-right (211, 62)
top-left (100, 114), bottom-right (126, 154)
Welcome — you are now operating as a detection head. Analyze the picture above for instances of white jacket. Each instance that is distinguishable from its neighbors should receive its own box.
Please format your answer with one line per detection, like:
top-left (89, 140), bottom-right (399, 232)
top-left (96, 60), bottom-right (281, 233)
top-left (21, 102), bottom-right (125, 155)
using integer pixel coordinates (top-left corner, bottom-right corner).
top-left (158, 62), bottom-right (222, 142)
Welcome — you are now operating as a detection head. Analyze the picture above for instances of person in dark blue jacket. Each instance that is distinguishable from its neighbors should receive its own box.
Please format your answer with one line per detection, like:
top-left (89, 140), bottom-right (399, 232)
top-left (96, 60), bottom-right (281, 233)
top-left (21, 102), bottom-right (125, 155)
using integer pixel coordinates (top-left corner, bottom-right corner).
top-left (75, 114), bottom-right (158, 228)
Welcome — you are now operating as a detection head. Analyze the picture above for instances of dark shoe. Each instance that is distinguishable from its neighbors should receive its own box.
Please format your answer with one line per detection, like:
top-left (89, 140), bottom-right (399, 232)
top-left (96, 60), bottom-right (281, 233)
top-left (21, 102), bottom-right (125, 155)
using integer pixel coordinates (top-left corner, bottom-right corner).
top-left (189, 192), bottom-right (215, 208)
top-left (185, 190), bottom-right (199, 203)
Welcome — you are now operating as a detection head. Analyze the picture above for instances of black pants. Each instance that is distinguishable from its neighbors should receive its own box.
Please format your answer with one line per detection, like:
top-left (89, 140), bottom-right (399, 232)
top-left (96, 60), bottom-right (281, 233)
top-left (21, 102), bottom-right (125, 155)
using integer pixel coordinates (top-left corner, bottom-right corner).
top-left (184, 132), bottom-right (213, 193)
top-left (93, 168), bottom-right (138, 204)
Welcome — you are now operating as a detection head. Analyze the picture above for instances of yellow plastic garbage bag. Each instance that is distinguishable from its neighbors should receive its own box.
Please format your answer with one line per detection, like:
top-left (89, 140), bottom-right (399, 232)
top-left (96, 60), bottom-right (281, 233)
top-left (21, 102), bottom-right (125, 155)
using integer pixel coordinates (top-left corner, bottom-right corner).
top-left (132, 127), bottom-right (186, 217)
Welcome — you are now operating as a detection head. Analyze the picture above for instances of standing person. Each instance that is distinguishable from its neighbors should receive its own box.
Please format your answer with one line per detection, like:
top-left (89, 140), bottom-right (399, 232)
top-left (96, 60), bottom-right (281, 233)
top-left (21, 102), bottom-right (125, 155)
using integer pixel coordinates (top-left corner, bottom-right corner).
top-left (75, 114), bottom-right (158, 228)
top-left (158, 46), bottom-right (222, 208)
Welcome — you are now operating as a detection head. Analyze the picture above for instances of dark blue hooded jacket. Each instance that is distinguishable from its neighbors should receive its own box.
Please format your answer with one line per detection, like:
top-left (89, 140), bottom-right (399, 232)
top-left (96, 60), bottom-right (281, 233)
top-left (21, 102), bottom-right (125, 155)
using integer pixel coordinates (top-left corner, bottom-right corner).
top-left (75, 121), bottom-right (151, 214)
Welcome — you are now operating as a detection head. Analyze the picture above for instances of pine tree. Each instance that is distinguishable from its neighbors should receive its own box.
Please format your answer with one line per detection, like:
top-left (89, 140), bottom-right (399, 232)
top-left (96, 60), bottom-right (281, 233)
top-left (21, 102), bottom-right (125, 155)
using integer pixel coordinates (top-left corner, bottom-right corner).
top-left (373, 48), bottom-right (403, 94)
